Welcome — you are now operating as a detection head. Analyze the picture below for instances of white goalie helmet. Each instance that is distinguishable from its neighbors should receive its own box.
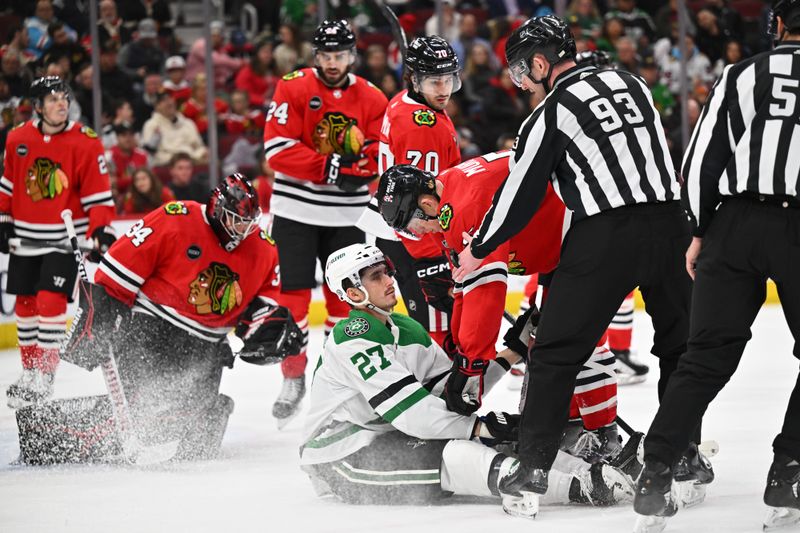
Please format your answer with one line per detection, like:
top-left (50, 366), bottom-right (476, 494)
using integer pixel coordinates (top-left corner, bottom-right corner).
top-left (325, 244), bottom-right (395, 314)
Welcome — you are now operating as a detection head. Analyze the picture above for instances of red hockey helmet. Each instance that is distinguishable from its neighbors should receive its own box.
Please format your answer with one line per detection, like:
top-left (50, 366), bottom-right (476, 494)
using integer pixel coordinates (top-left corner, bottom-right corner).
top-left (207, 173), bottom-right (261, 251)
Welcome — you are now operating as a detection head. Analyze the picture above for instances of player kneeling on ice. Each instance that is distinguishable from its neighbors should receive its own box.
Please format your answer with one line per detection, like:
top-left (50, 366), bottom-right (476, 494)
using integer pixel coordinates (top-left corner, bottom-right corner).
top-left (299, 243), bottom-right (635, 514)
top-left (14, 174), bottom-right (303, 464)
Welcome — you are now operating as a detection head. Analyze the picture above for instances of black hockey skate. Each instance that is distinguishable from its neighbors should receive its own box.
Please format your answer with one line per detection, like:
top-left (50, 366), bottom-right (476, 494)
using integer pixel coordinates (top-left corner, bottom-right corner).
top-left (570, 462), bottom-right (635, 506)
top-left (272, 376), bottom-right (306, 429)
top-left (633, 460), bottom-right (678, 533)
top-left (763, 454), bottom-right (800, 531)
top-left (673, 441), bottom-right (715, 508)
top-left (609, 431), bottom-right (645, 483)
top-left (612, 349), bottom-right (649, 386)
top-left (7, 368), bottom-right (55, 409)
top-left (498, 462), bottom-right (548, 519)
top-left (562, 421), bottom-right (623, 464)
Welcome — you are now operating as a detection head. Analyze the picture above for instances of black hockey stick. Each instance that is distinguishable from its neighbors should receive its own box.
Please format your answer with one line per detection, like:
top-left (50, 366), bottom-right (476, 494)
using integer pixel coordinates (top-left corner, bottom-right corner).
top-left (370, 0), bottom-right (407, 66)
top-left (615, 415), bottom-right (637, 437)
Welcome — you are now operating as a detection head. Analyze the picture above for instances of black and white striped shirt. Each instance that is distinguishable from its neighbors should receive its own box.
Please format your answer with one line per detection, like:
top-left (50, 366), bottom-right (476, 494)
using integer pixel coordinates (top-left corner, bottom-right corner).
top-left (682, 42), bottom-right (800, 237)
top-left (471, 64), bottom-right (678, 259)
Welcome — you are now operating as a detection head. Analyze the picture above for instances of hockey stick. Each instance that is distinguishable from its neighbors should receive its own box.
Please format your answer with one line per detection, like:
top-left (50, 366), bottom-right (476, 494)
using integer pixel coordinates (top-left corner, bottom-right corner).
top-left (615, 415), bottom-right (637, 437)
top-left (9, 237), bottom-right (92, 253)
top-left (369, 0), bottom-right (407, 67)
top-left (61, 209), bottom-right (161, 465)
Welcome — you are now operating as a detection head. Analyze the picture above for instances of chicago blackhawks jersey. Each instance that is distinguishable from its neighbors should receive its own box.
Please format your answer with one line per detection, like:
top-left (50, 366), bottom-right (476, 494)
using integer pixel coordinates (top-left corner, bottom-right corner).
top-left (301, 309), bottom-right (507, 465)
top-left (438, 151), bottom-right (568, 362)
top-left (264, 68), bottom-right (388, 226)
top-left (95, 201), bottom-right (281, 342)
top-left (0, 120), bottom-right (115, 256)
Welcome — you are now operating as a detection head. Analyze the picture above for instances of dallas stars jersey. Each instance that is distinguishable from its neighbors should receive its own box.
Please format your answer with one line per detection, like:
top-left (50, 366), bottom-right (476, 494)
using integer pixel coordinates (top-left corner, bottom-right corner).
top-left (95, 201), bottom-right (281, 342)
top-left (301, 309), bottom-right (508, 465)
top-left (264, 68), bottom-right (388, 226)
top-left (0, 120), bottom-right (114, 256)
top-left (438, 151), bottom-right (568, 362)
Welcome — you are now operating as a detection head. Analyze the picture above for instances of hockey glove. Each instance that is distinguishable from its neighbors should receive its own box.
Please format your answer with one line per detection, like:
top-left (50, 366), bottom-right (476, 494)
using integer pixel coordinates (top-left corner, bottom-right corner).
top-left (0, 213), bottom-right (14, 254)
top-left (89, 225), bottom-right (116, 263)
top-left (477, 411), bottom-right (521, 446)
top-left (503, 304), bottom-right (541, 361)
top-left (235, 303), bottom-right (303, 365)
top-left (415, 256), bottom-right (454, 314)
top-left (440, 332), bottom-right (459, 359)
top-left (444, 353), bottom-right (486, 415)
top-left (323, 153), bottom-right (376, 192)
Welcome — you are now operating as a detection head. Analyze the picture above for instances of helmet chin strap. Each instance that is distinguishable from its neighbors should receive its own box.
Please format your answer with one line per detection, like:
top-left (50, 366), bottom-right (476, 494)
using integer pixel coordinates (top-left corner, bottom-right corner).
top-left (526, 61), bottom-right (556, 93)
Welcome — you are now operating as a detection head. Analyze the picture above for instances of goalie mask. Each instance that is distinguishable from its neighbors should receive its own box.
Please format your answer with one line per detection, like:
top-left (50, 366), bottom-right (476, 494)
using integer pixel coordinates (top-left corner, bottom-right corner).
top-left (325, 244), bottom-right (396, 316)
top-left (207, 173), bottom-right (262, 252)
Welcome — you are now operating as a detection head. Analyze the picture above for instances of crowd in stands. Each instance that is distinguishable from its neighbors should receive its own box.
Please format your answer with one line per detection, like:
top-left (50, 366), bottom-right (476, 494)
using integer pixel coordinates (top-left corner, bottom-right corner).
top-left (0, 0), bottom-right (774, 218)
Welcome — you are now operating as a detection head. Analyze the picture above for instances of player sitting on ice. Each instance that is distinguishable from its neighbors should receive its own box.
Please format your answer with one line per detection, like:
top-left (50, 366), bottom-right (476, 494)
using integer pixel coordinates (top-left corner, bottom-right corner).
top-left (299, 243), bottom-right (635, 514)
top-left (14, 174), bottom-right (303, 464)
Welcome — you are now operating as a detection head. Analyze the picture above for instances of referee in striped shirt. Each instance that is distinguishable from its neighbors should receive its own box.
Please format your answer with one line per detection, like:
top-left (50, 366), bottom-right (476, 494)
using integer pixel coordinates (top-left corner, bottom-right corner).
top-left (453, 15), bottom-right (694, 500)
top-left (635, 0), bottom-right (800, 520)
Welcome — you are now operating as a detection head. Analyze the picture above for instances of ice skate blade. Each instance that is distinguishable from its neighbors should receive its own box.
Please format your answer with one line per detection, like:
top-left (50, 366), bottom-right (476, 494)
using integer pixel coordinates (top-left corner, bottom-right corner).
top-left (763, 506), bottom-right (800, 531)
top-left (617, 374), bottom-right (647, 386)
top-left (502, 490), bottom-right (539, 519)
top-left (633, 513), bottom-right (667, 533)
top-left (676, 480), bottom-right (707, 509)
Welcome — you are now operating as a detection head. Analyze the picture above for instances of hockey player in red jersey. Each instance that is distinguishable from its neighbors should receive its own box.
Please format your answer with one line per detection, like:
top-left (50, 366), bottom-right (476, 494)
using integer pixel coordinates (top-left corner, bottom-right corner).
top-left (378, 158), bottom-right (625, 461)
top-left (1, 77), bottom-right (116, 408)
top-left (356, 36), bottom-right (461, 347)
top-left (263, 20), bottom-right (388, 426)
top-left (15, 175), bottom-right (302, 464)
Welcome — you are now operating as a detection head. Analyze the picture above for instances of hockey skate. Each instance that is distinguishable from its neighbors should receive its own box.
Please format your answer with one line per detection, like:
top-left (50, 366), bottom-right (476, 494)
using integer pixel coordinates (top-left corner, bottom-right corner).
top-left (612, 349), bottom-right (649, 386)
top-left (498, 462), bottom-right (548, 519)
top-left (763, 454), bottom-right (800, 531)
top-left (562, 422), bottom-right (623, 464)
top-left (572, 462), bottom-right (635, 506)
top-left (610, 431), bottom-right (645, 484)
top-left (633, 460), bottom-right (678, 533)
top-left (272, 376), bottom-right (306, 429)
top-left (673, 441), bottom-right (715, 509)
top-left (7, 368), bottom-right (55, 409)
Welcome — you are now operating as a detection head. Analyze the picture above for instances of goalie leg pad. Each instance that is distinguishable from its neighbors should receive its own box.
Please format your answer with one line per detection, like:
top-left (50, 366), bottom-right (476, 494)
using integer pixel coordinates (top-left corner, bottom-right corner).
top-left (440, 439), bottom-right (504, 497)
top-left (16, 395), bottom-right (121, 464)
top-left (173, 394), bottom-right (235, 461)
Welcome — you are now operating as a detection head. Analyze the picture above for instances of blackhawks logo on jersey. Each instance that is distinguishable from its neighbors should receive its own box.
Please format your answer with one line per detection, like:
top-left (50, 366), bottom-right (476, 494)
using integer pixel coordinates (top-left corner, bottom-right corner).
top-left (412, 109), bottom-right (436, 127)
top-left (313, 112), bottom-right (363, 155)
top-left (343, 317), bottom-right (370, 337)
top-left (438, 203), bottom-right (453, 230)
top-left (282, 70), bottom-right (305, 81)
top-left (26, 157), bottom-right (69, 202)
top-left (260, 229), bottom-right (275, 245)
top-left (508, 252), bottom-right (526, 275)
top-left (188, 262), bottom-right (243, 315)
top-left (164, 201), bottom-right (189, 215)
top-left (80, 126), bottom-right (98, 139)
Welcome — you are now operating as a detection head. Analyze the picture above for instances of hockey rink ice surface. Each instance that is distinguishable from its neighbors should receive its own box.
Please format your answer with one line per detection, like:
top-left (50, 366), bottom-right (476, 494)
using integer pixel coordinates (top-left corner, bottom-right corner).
top-left (0, 306), bottom-right (798, 533)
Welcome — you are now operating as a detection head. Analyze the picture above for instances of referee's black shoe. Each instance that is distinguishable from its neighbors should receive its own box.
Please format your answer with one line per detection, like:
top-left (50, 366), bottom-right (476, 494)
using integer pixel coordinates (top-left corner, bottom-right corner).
top-left (634, 459), bottom-right (677, 516)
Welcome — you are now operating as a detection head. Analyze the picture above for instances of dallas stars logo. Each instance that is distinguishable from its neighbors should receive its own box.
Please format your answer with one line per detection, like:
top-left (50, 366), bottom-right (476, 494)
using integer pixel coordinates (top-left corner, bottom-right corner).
top-left (438, 203), bottom-right (453, 230)
top-left (344, 317), bottom-right (370, 337)
top-left (413, 109), bottom-right (437, 127)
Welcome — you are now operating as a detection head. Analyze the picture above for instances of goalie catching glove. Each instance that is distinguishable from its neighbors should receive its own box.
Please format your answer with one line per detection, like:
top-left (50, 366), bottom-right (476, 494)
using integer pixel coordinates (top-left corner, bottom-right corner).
top-left (234, 302), bottom-right (303, 365)
top-left (323, 153), bottom-right (376, 192)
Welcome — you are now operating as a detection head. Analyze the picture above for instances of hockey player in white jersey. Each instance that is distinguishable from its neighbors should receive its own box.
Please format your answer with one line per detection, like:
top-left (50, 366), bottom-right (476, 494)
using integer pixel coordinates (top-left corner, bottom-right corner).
top-left (299, 243), bottom-right (635, 513)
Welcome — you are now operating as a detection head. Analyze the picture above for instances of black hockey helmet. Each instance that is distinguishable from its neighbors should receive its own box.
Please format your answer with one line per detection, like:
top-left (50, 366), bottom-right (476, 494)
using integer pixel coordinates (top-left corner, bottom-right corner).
top-left (505, 15), bottom-right (576, 88)
top-left (405, 36), bottom-right (460, 76)
top-left (30, 76), bottom-right (71, 107)
top-left (377, 165), bottom-right (439, 231)
top-left (771, 0), bottom-right (800, 37)
top-left (207, 173), bottom-right (262, 252)
top-left (312, 20), bottom-right (356, 52)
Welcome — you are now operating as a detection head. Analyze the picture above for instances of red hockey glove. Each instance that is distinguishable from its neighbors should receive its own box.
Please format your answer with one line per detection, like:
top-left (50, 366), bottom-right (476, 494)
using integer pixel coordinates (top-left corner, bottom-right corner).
top-left (323, 153), bottom-right (376, 192)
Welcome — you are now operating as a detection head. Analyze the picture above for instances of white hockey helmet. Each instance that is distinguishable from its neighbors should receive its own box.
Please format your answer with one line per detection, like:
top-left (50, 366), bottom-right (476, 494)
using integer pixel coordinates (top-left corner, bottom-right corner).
top-left (325, 244), bottom-right (395, 315)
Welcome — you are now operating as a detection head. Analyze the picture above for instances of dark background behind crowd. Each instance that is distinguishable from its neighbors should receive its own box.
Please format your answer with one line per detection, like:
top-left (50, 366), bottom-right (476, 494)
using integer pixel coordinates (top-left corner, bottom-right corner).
top-left (0, 0), bottom-right (775, 217)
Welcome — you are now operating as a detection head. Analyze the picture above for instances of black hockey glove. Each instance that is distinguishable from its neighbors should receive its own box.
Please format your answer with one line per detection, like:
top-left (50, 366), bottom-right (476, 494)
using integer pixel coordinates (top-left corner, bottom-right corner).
top-left (0, 212), bottom-right (14, 254)
top-left (444, 353), bottom-right (486, 416)
top-left (440, 332), bottom-right (459, 359)
top-left (89, 225), bottom-right (116, 263)
top-left (235, 303), bottom-right (303, 365)
top-left (414, 256), bottom-right (454, 314)
top-left (477, 411), bottom-right (521, 445)
top-left (502, 304), bottom-right (541, 361)
top-left (323, 153), bottom-right (376, 192)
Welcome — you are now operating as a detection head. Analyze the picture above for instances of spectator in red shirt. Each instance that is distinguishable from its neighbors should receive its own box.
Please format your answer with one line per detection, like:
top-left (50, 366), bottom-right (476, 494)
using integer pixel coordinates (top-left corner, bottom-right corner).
top-left (163, 55), bottom-right (191, 105)
top-left (180, 73), bottom-right (229, 136)
top-left (223, 89), bottom-right (265, 135)
top-left (233, 38), bottom-right (278, 108)
top-left (106, 121), bottom-right (149, 197)
top-left (185, 20), bottom-right (244, 91)
top-left (121, 167), bottom-right (175, 215)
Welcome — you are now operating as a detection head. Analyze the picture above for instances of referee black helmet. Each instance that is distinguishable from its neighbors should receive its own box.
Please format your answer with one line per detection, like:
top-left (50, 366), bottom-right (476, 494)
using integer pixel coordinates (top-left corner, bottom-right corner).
top-left (505, 15), bottom-right (576, 90)
top-left (771, 0), bottom-right (800, 38)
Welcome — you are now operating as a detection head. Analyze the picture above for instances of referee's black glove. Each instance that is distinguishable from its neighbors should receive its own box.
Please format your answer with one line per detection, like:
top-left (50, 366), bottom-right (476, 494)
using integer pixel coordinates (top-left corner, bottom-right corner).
top-left (0, 213), bottom-right (14, 254)
top-left (502, 304), bottom-right (541, 361)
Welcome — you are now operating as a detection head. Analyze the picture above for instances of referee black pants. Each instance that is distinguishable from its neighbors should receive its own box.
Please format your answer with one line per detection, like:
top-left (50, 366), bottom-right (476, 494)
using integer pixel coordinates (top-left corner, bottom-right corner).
top-left (518, 201), bottom-right (692, 469)
top-left (645, 197), bottom-right (800, 466)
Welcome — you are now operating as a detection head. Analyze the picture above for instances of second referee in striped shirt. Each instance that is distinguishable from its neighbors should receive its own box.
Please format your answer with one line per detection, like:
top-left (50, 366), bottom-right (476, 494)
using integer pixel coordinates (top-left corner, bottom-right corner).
top-left (453, 15), bottom-right (697, 505)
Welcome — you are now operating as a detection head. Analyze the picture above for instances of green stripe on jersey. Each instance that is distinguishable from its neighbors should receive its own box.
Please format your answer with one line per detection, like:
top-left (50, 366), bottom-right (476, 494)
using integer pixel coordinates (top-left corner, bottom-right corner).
top-left (305, 424), bottom-right (364, 449)
top-left (381, 387), bottom-right (429, 422)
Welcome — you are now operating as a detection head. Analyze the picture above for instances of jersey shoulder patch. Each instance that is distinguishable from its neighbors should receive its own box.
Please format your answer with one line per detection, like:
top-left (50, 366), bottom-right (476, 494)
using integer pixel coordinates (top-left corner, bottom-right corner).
top-left (80, 125), bottom-right (98, 138)
top-left (282, 70), bottom-right (305, 81)
top-left (259, 228), bottom-right (275, 245)
top-left (163, 201), bottom-right (189, 215)
top-left (391, 313), bottom-right (432, 347)
top-left (333, 313), bottom-right (393, 345)
top-left (412, 108), bottom-right (437, 128)
top-left (438, 203), bottom-right (453, 231)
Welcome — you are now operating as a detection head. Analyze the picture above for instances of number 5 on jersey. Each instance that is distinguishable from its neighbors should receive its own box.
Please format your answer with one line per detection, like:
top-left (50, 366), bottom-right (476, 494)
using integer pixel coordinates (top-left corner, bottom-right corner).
top-left (125, 219), bottom-right (153, 247)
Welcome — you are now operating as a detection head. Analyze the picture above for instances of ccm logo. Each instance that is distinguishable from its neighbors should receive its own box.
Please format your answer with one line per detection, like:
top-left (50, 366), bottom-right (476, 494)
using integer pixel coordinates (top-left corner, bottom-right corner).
top-left (417, 263), bottom-right (450, 277)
